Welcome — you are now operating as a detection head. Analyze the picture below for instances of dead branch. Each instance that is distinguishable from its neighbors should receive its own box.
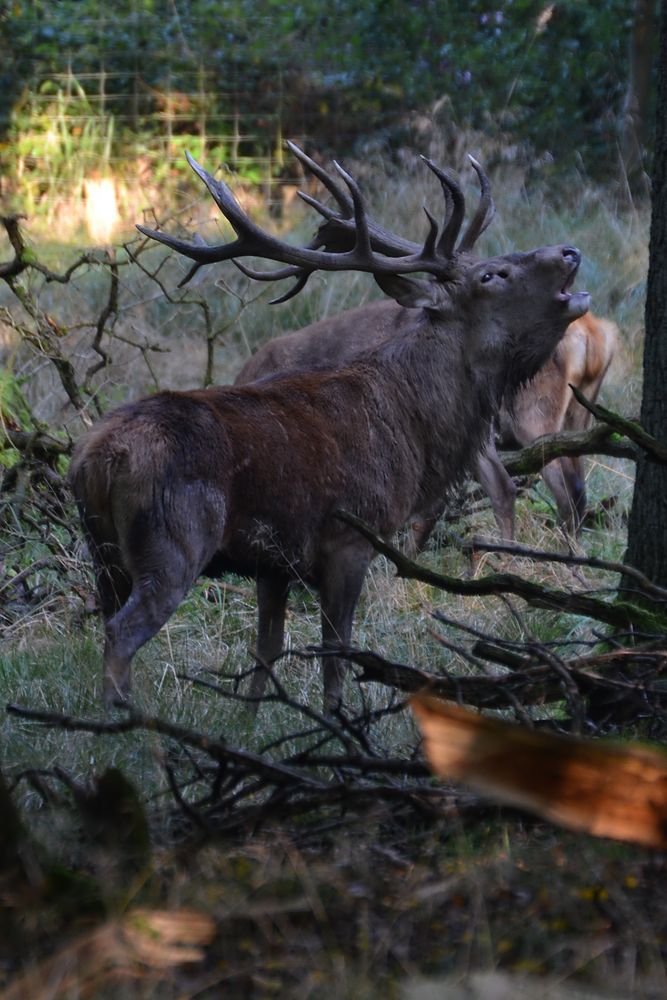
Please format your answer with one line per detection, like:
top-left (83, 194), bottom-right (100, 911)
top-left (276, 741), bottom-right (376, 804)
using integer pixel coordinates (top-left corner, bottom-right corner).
top-left (339, 644), bottom-right (666, 719)
top-left (0, 428), bottom-right (71, 462)
top-left (0, 557), bottom-right (61, 598)
top-left (0, 213), bottom-right (101, 283)
top-left (4, 696), bottom-right (462, 843)
top-left (336, 510), bottom-right (667, 634)
top-left (6, 703), bottom-right (328, 789)
top-left (84, 250), bottom-right (120, 398)
top-left (499, 420), bottom-right (638, 475)
top-left (413, 695), bottom-right (667, 848)
top-left (569, 385), bottom-right (667, 463)
top-left (463, 537), bottom-right (667, 602)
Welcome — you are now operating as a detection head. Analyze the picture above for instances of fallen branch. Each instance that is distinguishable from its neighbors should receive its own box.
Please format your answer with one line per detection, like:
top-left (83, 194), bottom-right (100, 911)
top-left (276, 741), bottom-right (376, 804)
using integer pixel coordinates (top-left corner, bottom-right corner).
top-left (342, 645), bottom-right (666, 716)
top-left (463, 537), bottom-right (667, 603)
top-left (412, 695), bottom-right (667, 848)
top-left (6, 703), bottom-right (328, 789)
top-left (336, 510), bottom-right (667, 633)
top-left (0, 428), bottom-right (71, 462)
top-left (499, 421), bottom-right (637, 476)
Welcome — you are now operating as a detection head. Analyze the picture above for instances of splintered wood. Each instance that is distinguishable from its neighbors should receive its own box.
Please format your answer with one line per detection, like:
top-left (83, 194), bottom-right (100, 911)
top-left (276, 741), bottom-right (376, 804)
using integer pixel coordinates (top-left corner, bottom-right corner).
top-left (412, 695), bottom-right (667, 849)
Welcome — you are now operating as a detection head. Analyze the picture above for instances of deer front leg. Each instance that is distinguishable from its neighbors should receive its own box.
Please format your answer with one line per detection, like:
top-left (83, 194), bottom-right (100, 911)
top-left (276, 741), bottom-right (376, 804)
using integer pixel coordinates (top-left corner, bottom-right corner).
top-left (319, 546), bottom-right (372, 712)
top-left (250, 574), bottom-right (291, 703)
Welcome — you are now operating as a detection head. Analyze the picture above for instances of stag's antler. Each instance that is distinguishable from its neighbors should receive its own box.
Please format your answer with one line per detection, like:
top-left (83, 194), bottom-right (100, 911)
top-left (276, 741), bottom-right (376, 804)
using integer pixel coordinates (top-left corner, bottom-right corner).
top-left (137, 144), bottom-right (495, 301)
top-left (285, 142), bottom-right (493, 258)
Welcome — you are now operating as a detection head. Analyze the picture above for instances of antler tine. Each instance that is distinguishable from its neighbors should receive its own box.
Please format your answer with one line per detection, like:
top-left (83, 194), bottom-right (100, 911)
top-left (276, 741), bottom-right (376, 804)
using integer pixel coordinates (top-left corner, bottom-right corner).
top-left (332, 160), bottom-right (373, 258)
top-left (420, 156), bottom-right (466, 258)
top-left (297, 190), bottom-right (339, 221)
top-left (457, 155), bottom-right (496, 253)
top-left (286, 140), bottom-right (354, 218)
top-left (422, 205), bottom-right (440, 259)
top-left (175, 233), bottom-right (212, 287)
top-left (290, 143), bottom-right (418, 257)
top-left (440, 180), bottom-right (455, 234)
top-left (136, 220), bottom-right (240, 264)
top-left (233, 259), bottom-right (307, 281)
top-left (233, 261), bottom-right (313, 304)
top-left (267, 272), bottom-right (312, 304)
top-left (137, 151), bottom-right (291, 266)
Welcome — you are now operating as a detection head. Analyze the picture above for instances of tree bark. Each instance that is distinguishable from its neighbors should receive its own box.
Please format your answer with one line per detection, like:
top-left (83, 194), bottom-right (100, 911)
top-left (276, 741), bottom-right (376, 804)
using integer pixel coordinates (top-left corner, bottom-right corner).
top-left (620, 0), bottom-right (658, 195)
top-left (624, 0), bottom-right (667, 588)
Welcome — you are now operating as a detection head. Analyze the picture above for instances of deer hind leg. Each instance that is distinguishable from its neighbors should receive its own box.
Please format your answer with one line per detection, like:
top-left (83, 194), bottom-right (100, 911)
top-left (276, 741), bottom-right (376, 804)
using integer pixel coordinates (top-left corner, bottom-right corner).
top-left (101, 539), bottom-right (202, 708)
top-left (82, 527), bottom-right (133, 703)
top-left (319, 545), bottom-right (372, 712)
top-left (250, 575), bottom-right (291, 704)
top-left (87, 534), bottom-right (133, 621)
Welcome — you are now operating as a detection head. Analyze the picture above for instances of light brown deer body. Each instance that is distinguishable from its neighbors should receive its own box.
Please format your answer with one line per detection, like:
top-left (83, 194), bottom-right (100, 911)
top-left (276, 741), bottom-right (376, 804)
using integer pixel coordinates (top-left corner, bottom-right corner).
top-left (70, 147), bottom-right (589, 710)
top-left (492, 311), bottom-right (617, 534)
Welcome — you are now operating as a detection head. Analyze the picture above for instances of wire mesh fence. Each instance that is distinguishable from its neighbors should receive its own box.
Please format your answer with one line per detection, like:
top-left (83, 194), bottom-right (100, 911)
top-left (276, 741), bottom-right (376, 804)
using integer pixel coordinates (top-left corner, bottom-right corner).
top-left (0, 7), bottom-right (412, 230)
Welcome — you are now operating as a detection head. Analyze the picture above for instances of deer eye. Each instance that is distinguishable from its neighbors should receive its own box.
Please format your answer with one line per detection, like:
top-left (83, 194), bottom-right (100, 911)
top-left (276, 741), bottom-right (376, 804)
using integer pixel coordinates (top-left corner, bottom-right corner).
top-left (481, 272), bottom-right (494, 283)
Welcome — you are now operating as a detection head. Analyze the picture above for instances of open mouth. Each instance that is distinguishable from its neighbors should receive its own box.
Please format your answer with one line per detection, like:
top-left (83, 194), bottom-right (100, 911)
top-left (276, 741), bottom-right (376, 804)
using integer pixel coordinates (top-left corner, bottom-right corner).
top-left (558, 259), bottom-right (580, 301)
top-left (557, 257), bottom-right (591, 316)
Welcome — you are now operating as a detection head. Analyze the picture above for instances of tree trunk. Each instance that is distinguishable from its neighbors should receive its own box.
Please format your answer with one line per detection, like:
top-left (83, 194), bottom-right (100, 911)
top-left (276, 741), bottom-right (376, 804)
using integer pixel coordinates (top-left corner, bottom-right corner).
top-left (620, 0), bottom-right (658, 196)
top-left (624, 0), bottom-right (667, 588)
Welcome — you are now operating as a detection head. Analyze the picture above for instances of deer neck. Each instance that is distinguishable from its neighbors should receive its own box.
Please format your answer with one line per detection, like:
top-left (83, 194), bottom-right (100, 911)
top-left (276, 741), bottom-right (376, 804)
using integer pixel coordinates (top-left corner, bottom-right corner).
top-left (372, 313), bottom-right (500, 488)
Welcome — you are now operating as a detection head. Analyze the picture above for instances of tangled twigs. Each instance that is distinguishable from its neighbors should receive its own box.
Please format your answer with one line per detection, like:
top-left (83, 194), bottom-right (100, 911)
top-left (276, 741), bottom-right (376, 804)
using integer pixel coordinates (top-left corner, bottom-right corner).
top-left (5, 699), bottom-right (447, 838)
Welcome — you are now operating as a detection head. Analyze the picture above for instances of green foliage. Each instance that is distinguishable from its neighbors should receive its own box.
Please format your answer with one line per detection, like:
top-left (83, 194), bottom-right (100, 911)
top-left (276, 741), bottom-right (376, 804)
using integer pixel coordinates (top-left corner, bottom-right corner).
top-left (0, 0), bottom-right (654, 185)
top-left (0, 367), bottom-right (34, 468)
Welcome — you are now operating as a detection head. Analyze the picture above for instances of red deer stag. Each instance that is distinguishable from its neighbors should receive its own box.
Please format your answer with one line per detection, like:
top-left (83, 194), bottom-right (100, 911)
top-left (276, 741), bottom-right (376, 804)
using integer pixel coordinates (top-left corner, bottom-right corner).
top-left (234, 145), bottom-right (615, 542)
top-left (69, 146), bottom-right (589, 710)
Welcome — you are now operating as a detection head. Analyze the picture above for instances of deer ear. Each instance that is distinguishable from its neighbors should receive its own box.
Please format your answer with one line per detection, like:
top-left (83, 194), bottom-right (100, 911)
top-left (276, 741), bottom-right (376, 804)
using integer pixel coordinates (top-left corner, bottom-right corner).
top-left (373, 273), bottom-right (442, 310)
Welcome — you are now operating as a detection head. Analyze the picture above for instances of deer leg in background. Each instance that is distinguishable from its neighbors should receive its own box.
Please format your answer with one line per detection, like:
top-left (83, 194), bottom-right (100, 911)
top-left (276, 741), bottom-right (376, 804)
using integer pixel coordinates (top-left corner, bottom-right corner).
top-left (475, 436), bottom-right (518, 541)
top-left (250, 574), bottom-right (291, 701)
top-left (406, 502), bottom-right (446, 556)
top-left (541, 455), bottom-right (587, 534)
top-left (319, 544), bottom-right (374, 712)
